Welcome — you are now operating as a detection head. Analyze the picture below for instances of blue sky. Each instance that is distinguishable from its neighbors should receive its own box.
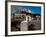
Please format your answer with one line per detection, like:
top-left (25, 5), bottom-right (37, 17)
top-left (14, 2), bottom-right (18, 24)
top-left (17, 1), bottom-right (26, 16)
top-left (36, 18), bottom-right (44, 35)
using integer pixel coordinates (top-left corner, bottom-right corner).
top-left (11, 5), bottom-right (41, 14)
